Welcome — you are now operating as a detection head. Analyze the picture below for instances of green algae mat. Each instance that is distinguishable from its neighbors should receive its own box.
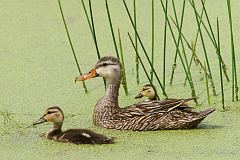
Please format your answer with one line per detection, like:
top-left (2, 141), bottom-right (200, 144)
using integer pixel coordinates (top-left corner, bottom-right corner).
top-left (1, 0), bottom-right (240, 159)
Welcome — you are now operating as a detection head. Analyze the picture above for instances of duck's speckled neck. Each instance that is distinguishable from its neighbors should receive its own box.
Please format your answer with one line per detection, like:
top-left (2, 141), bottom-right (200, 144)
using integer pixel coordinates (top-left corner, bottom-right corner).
top-left (105, 79), bottom-right (120, 105)
top-left (97, 78), bottom-right (121, 109)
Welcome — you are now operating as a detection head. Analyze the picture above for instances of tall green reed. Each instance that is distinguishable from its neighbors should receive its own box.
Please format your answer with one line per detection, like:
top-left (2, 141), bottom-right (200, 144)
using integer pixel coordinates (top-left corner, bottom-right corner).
top-left (200, 0), bottom-right (229, 82)
top-left (58, 0), bottom-right (88, 93)
top-left (105, 0), bottom-right (119, 59)
top-left (133, 0), bottom-right (139, 84)
top-left (81, 0), bottom-right (106, 87)
top-left (118, 29), bottom-right (128, 95)
top-left (216, 18), bottom-right (225, 109)
top-left (123, 0), bottom-right (168, 98)
top-left (105, 0), bottom-right (128, 95)
top-left (128, 33), bottom-right (160, 100)
top-left (159, 0), bottom-right (198, 104)
top-left (190, 0), bottom-right (216, 97)
top-left (150, 0), bottom-right (155, 81)
top-left (204, 63), bottom-right (210, 105)
top-left (162, 0), bottom-right (168, 88)
top-left (227, 0), bottom-right (238, 101)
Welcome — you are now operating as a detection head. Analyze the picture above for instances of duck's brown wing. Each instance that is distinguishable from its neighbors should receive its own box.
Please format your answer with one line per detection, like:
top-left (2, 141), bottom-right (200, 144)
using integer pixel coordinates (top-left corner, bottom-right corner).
top-left (57, 129), bottom-right (114, 144)
top-left (117, 98), bottom-right (194, 118)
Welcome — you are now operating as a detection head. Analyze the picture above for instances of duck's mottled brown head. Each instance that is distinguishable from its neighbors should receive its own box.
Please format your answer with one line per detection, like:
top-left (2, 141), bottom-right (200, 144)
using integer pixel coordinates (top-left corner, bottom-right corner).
top-left (135, 84), bottom-right (157, 100)
top-left (75, 56), bottom-right (122, 82)
top-left (32, 106), bottom-right (64, 126)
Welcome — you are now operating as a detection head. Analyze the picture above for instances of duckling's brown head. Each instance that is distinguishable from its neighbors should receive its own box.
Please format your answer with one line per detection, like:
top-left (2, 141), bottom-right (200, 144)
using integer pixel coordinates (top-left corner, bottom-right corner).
top-left (33, 106), bottom-right (64, 126)
top-left (75, 56), bottom-right (122, 82)
top-left (135, 84), bottom-right (157, 100)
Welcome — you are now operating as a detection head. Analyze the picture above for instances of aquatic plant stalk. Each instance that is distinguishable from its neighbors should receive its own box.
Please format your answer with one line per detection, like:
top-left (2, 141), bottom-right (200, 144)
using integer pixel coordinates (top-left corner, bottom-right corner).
top-left (118, 29), bottom-right (128, 95)
top-left (162, 0), bottom-right (168, 88)
top-left (128, 33), bottom-right (160, 100)
top-left (171, 0), bottom-right (190, 73)
top-left (226, 0), bottom-right (238, 101)
top-left (169, 4), bottom-right (205, 86)
top-left (169, 0), bottom-right (188, 86)
top-left (216, 18), bottom-right (225, 109)
top-left (171, 0), bottom-right (198, 104)
top-left (169, 0), bottom-right (195, 87)
top-left (133, 0), bottom-right (139, 84)
top-left (204, 63), bottom-right (210, 105)
top-left (123, 0), bottom-right (167, 98)
top-left (88, 0), bottom-right (100, 59)
top-left (190, 0), bottom-right (216, 96)
top-left (105, 0), bottom-right (128, 95)
top-left (150, 0), bottom-right (155, 81)
top-left (105, 0), bottom-right (120, 59)
top-left (58, 0), bottom-right (88, 93)
top-left (85, 0), bottom-right (106, 87)
top-left (184, 4), bottom-right (204, 85)
top-left (159, 0), bottom-right (197, 103)
top-left (200, 0), bottom-right (229, 82)
top-left (81, 0), bottom-right (93, 35)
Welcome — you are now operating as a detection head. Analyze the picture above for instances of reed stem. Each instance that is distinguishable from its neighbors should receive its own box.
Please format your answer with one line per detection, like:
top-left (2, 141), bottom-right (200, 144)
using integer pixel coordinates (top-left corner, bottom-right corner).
top-left (227, 0), bottom-right (238, 101)
top-left (118, 28), bottom-right (128, 95)
top-left (58, 0), bottom-right (88, 93)
top-left (88, 0), bottom-right (106, 87)
top-left (123, 0), bottom-right (167, 98)
top-left (105, 0), bottom-right (127, 94)
top-left (162, 0), bottom-right (168, 88)
top-left (200, 0), bottom-right (230, 82)
top-left (150, 0), bottom-right (155, 81)
top-left (105, 0), bottom-right (120, 59)
top-left (204, 63), bottom-right (210, 105)
top-left (159, 0), bottom-right (197, 103)
top-left (128, 33), bottom-right (160, 100)
top-left (133, 0), bottom-right (139, 84)
top-left (190, 0), bottom-right (216, 96)
top-left (216, 18), bottom-right (225, 109)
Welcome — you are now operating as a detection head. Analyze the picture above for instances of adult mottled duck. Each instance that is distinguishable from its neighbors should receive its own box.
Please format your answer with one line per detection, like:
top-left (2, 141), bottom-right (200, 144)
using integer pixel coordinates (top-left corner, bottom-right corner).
top-left (32, 106), bottom-right (114, 144)
top-left (75, 56), bottom-right (215, 131)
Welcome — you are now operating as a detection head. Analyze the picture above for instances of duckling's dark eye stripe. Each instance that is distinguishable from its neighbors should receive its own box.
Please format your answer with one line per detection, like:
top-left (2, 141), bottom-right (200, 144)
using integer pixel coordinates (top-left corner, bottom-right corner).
top-left (47, 111), bottom-right (58, 114)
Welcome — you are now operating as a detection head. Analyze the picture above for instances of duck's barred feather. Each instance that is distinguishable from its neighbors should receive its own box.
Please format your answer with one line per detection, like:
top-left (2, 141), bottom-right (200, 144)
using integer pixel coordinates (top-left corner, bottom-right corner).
top-left (94, 98), bottom-right (215, 131)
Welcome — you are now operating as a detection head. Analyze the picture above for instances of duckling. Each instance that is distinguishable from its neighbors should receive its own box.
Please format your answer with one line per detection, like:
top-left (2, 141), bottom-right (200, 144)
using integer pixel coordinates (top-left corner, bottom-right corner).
top-left (135, 84), bottom-right (194, 111)
top-left (135, 84), bottom-right (158, 100)
top-left (32, 106), bottom-right (114, 144)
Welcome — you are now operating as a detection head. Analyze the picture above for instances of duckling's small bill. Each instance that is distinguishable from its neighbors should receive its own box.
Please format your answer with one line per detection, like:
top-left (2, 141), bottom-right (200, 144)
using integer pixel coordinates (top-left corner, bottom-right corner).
top-left (32, 117), bottom-right (47, 126)
top-left (135, 93), bottom-right (143, 99)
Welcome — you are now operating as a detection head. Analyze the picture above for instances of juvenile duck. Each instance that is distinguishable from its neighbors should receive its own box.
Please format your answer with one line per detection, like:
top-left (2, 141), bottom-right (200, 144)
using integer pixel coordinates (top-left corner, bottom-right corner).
top-left (32, 106), bottom-right (114, 144)
top-left (75, 56), bottom-right (215, 131)
top-left (135, 84), bottom-right (158, 100)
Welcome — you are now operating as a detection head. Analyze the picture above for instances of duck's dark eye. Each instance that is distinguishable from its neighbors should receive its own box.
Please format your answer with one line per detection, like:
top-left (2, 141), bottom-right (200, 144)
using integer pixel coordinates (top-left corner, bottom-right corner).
top-left (102, 63), bottom-right (107, 67)
top-left (47, 111), bottom-right (52, 114)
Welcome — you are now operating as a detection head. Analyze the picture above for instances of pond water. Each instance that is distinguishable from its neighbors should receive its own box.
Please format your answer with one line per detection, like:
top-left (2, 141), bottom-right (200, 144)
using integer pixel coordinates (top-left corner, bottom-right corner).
top-left (1, 0), bottom-right (240, 159)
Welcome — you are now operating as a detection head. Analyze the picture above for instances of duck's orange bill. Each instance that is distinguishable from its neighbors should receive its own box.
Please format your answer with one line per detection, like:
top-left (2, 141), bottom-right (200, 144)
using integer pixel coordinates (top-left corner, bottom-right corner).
top-left (75, 69), bottom-right (98, 82)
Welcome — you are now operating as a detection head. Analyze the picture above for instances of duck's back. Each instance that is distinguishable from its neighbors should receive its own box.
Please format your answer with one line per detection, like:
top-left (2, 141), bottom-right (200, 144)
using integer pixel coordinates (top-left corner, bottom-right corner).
top-left (94, 98), bottom-right (215, 131)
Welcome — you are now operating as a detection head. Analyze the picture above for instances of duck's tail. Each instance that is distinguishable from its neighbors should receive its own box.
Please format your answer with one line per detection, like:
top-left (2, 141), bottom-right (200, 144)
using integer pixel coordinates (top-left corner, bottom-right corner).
top-left (183, 108), bottom-right (215, 129)
top-left (198, 108), bottom-right (216, 117)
